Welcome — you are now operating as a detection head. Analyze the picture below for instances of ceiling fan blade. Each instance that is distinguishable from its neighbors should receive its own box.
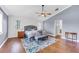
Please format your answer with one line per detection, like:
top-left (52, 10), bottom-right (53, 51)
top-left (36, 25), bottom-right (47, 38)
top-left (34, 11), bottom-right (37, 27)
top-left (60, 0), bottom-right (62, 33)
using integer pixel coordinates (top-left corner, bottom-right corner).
top-left (36, 12), bottom-right (40, 14)
top-left (36, 12), bottom-right (44, 15)
top-left (47, 13), bottom-right (51, 15)
top-left (42, 12), bottom-right (51, 15)
top-left (38, 14), bottom-right (42, 16)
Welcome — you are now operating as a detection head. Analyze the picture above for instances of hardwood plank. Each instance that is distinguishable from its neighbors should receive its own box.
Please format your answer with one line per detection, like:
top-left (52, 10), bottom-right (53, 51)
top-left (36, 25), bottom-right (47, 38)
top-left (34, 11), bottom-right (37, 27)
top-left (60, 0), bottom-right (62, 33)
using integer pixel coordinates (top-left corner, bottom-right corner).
top-left (38, 38), bottom-right (79, 53)
top-left (0, 38), bottom-right (26, 53)
top-left (0, 37), bottom-right (79, 53)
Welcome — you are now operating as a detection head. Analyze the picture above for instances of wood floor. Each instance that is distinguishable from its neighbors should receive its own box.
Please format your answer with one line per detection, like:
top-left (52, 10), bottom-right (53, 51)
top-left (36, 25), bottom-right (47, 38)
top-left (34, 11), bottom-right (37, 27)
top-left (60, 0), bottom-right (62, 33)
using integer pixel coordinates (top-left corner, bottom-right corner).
top-left (0, 37), bottom-right (79, 53)
top-left (0, 38), bottom-right (26, 53)
top-left (38, 38), bottom-right (79, 53)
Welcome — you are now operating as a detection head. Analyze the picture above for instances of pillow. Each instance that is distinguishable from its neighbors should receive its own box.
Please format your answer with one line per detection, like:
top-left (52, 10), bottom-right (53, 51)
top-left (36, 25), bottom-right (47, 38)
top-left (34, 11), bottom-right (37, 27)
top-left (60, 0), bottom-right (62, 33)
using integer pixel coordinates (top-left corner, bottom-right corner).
top-left (25, 31), bottom-right (29, 38)
top-left (35, 31), bottom-right (41, 36)
top-left (25, 30), bottom-right (36, 39)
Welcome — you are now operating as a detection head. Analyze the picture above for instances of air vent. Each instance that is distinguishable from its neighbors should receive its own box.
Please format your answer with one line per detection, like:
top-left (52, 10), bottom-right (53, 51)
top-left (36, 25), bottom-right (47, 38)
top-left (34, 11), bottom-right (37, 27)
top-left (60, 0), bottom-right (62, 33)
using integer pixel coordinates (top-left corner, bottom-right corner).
top-left (55, 8), bottom-right (59, 11)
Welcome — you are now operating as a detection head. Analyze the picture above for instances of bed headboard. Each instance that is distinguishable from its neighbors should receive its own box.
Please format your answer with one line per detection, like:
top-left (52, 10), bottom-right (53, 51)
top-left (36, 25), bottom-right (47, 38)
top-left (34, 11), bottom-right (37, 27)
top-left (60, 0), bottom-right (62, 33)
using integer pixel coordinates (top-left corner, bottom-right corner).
top-left (24, 25), bottom-right (37, 31)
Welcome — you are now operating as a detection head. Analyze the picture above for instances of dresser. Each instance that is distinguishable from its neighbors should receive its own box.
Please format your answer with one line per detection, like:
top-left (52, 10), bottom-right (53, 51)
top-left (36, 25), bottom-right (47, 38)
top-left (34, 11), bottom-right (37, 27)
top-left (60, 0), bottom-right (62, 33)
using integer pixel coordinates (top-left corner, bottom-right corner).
top-left (18, 31), bottom-right (24, 38)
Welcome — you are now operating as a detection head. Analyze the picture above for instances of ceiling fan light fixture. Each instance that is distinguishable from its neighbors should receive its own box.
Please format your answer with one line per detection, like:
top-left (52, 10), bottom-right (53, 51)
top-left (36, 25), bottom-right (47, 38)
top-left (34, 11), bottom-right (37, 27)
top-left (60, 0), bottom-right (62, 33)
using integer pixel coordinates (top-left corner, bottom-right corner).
top-left (41, 14), bottom-right (44, 16)
top-left (36, 5), bottom-right (52, 17)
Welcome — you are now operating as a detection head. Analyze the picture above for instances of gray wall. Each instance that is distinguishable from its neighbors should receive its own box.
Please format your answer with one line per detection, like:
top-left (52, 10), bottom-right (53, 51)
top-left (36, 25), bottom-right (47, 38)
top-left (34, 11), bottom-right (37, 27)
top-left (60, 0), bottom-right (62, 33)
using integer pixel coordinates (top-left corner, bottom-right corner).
top-left (0, 8), bottom-right (8, 45)
top-left (44, 5), bottom-right (79, 39)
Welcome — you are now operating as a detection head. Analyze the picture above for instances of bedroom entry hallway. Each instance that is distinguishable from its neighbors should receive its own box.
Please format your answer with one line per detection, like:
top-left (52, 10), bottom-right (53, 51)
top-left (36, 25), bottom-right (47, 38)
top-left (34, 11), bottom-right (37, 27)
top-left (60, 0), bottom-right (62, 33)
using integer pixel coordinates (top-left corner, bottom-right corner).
top-left (0, 37), bottom-right (79, 53)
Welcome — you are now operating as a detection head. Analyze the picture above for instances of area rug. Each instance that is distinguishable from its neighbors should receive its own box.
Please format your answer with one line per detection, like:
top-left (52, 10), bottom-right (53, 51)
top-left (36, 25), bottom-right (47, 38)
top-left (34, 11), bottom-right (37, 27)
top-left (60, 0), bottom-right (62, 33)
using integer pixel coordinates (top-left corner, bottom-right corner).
top-left (22, 38), bottom-right (56, 53)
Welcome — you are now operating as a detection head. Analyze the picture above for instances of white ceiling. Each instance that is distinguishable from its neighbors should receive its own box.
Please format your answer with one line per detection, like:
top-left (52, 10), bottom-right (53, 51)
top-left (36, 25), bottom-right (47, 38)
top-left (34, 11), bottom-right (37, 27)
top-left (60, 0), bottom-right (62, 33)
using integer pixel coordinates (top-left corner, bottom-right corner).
top-left (0, 5), bottom-right (71, 21)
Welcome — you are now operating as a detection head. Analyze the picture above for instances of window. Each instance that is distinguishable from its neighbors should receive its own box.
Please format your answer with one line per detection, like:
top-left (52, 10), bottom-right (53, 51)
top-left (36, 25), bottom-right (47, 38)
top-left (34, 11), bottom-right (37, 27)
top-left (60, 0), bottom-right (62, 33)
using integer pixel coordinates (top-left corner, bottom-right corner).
top-left (0, 13), bottom-right (3, 34)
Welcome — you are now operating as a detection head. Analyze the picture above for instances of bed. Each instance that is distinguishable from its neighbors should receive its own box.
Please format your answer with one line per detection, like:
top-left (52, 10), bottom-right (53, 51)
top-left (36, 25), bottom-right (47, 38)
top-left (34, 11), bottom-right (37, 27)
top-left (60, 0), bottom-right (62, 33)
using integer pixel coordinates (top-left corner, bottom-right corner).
top-left (24, 25), bottom-right (48, 42)
top-left (23, 25), bottom-right (55, 53)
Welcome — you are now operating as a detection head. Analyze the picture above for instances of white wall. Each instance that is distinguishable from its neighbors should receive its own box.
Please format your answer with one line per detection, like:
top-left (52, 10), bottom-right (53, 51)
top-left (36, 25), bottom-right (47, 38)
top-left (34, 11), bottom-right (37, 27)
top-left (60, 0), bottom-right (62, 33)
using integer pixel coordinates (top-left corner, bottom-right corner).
top-left (44, 6), bottom-right (79, 40)
top-left (8, 16), bottom-right (40, 38)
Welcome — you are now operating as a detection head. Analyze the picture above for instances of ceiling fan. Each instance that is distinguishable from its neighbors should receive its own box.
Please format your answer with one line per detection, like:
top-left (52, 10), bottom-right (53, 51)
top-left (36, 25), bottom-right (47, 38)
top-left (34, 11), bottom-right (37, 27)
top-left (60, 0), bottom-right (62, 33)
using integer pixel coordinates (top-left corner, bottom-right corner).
top-left (36, 5), bottom-right (52, 17)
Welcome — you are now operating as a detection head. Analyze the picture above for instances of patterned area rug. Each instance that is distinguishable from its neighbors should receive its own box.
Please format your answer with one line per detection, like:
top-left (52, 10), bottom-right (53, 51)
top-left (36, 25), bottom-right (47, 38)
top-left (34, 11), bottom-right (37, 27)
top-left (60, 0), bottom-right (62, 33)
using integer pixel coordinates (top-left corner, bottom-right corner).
top-left (22, 38), bottom-right (56, 53)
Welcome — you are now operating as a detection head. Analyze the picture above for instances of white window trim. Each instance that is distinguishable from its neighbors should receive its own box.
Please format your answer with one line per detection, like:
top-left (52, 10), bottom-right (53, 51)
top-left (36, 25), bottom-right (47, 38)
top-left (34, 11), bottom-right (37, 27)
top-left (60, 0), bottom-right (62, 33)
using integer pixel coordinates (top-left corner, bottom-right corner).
top-left (0, 10), bottom-right (3, 35)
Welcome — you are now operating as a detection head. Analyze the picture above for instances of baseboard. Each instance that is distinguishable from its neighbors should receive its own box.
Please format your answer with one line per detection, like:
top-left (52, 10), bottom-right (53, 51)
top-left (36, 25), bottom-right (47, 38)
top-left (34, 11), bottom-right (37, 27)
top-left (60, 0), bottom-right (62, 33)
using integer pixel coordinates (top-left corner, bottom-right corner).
top-left (0, 38), bottom-right (8, 48)
top-left (8, 37), bottom-right (18, 39)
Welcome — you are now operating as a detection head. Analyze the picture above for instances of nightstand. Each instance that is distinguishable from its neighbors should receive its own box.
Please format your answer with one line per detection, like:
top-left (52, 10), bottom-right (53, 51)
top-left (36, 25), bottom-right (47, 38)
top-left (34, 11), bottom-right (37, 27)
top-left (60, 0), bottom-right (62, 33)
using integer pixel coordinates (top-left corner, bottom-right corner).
top-left (18, 31), bottom-right (24, 38)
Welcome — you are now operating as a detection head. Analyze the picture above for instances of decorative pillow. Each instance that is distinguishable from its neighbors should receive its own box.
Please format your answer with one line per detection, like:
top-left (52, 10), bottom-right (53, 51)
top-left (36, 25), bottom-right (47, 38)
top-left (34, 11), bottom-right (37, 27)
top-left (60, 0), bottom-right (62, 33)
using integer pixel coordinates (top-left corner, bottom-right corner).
top-left (25, 31), bottom-right (32, 39)
top-left (25, 31), bottom-right (28, 38)
top-left (35, 30), bottom-right (41, 36)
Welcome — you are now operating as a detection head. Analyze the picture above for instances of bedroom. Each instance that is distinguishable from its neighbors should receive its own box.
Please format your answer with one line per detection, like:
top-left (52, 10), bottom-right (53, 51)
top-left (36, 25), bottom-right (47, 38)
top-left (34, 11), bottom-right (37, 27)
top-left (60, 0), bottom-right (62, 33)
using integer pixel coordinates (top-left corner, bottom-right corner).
top-left (0, 5), bottom-right (79, 53)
